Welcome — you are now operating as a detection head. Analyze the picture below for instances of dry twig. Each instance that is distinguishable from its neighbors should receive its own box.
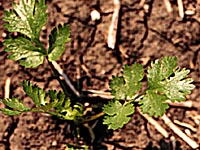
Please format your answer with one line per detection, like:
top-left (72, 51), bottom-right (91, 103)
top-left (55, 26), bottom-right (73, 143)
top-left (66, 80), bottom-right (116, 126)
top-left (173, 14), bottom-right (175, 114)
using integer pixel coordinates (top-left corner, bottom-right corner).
top-left (83, 89), bottom-right (114, 99)
top-left (107, 0), bottom-right (120, 49)
top-left (177, 0), bottom-right (184, 19)
top-left (4, 77), bottom-right (11, 99)
top-left (139, 0), bottom-right (145, 7)
top-left (161, 114), bottom-right (199, 149)
top-left (138, 108), bottom-right (169, 138)
top-left (167, 100), bottom-right (200, 109)
top-left (81, 64), bottom-right (92, 77)
top-left (174, 120), bottom-right (197, 132)
top-left (163, 0), bottom-right (172, 13)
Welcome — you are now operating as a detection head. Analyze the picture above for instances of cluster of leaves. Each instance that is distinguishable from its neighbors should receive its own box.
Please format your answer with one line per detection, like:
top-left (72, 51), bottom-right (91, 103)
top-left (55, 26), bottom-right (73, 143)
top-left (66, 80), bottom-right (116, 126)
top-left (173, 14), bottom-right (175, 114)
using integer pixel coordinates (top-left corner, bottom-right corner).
top-left (0, 0), bottom-right (195, 132)
top-left (3, 0), bottom-right (70, 68)
top-left (103, 56), bottom-right (195, 129)
top-left (0, 81), bottom-right (83, 121)
top-left (1, 0), bottom-right (83, 121)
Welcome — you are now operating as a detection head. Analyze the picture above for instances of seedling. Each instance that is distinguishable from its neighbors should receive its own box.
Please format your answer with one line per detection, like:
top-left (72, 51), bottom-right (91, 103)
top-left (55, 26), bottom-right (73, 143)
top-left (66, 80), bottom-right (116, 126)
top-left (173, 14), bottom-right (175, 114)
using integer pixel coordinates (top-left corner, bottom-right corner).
top-left (0, 0), bottom-right (195, 131)
top-left (1, 0), bottom-right (82, 123)
top-left (103, 56), bottom-right (195, 129)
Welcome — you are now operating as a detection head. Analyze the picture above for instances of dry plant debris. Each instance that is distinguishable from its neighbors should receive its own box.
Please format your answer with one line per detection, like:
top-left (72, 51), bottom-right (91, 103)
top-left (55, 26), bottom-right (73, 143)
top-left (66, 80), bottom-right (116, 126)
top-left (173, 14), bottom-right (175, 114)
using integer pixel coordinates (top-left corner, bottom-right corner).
top-left (107, 0), bottom-right (120, 49)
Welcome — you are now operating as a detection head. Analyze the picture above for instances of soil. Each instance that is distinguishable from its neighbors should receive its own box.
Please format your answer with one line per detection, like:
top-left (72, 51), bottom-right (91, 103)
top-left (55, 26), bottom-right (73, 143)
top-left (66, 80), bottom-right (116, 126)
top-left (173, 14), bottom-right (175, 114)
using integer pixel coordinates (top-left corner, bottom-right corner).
top-left (0, 0), bottom-right (200, 150)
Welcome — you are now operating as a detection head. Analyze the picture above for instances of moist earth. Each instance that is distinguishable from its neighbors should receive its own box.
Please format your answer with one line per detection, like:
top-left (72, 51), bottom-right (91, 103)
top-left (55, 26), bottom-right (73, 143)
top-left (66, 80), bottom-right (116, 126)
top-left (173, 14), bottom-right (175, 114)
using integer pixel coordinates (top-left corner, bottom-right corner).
top-left (0, 0), bottom-right (200, 149)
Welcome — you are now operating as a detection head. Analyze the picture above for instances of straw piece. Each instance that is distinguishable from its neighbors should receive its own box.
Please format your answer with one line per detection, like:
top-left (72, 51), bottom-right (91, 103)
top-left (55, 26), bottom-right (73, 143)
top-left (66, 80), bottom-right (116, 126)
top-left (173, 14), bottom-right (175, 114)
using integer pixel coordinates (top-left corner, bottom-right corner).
top-left (174, 120), bottom-right (197, 132)
top-left (162, 114), bottom-right (199, 149)
top-left (4, 77), bottom-right (11, 99)
top-left (167, 100), bottom-right (200, 109)
top-left (107, 0), bottom-right (120, 49)
top-left (138, 108), bottom-right (169, 138)
top-left (177, 0), bottom-right (184, 19)
top-left (163, 0), bottom-right (173, 13)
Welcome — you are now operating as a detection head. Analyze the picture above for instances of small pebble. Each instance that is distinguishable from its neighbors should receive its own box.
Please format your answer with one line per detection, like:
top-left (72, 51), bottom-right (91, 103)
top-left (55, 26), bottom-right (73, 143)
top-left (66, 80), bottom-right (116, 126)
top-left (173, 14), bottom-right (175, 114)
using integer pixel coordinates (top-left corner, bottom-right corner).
top-left (2, 32), bottom-right (7, 38)
top-left (185, 10), bottom-right (195, 15)
top-left (52, 140), bottom-right (57, 146)
top-left (90, 9), bottom-right (101, 21)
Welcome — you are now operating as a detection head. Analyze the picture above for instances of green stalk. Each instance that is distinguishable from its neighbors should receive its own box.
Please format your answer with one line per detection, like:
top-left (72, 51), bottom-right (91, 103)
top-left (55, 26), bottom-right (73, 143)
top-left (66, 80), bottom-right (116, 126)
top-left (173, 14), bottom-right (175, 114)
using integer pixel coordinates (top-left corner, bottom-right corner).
top-left (47, 59), bottom-right (70, 96)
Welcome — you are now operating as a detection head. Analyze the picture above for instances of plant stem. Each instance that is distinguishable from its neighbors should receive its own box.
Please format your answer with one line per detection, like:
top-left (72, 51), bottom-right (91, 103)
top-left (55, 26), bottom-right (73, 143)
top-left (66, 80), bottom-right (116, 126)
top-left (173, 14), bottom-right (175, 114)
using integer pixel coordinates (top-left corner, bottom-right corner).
top-left (47, 59), bottom-right (70, 96)
top-left (128, 90), bottom-right (145, 103)
top-left (82, 112), bottom-right (105, 123)
top-left (34, 37), bottom-right (70, 96)
top-left (34, 38), bottom-right (47, 55)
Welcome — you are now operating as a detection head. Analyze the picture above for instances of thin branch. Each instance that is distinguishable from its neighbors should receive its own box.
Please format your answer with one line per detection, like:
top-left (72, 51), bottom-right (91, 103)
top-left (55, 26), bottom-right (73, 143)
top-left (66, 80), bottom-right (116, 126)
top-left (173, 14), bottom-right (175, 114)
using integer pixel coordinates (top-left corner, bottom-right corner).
top-left (139, 0), bottom-right (145, 7)
top-left (174, 120), bottom-right (197, 132)
top-left (163, 0), bottom-right (173, 13)
top-left (177, 0), bottom-right (184, 19)
top-left (167, 100), bottom-right (200, 109)
top-left (161, 114), bottom-right (199, 149)
top-left (82, 89), bottom-right (114, 99)
top-left (107, 0), bottom-right (120, 49)
top-left (138, 108), bottom-right (169, 138)
top-left (4, 77), bottom-right (11, 99)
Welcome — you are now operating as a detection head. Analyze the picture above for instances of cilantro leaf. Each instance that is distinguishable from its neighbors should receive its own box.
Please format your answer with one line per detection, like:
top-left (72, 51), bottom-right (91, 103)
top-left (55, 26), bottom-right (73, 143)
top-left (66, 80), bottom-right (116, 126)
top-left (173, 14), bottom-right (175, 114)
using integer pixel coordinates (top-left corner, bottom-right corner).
top-left (48, 90), bottom-right (83, 120)
top-left (147, 56), bottom-right (177, 88)
top-left (139, 91), bottom-right (169, 117)
top-left (161, 68), bottom-right (195, 101)
top-left (3, 37), bottom-right (45, 68)
top-left (0, 98), bottom-right (30, 116)
top-left (103, 101), bottom-right (134, 130)
top-left (0, 108), bottom-right (22, 115)
top-left (22, 80), bottom-right (47, 106)
top-left (123, 63), bottom-right (144, 97)
top-left (139, 56), bottom-right (195, 117)
top-left (48, 24), bottom-right (70, 61)
top-left (3, 0), bottom-right (47, 40)
top-left (110, 63), bottom-right (144, 99)
top-left (48, 90), bottom-right (67, 113)
top-left (36, 90), bottom-right (62, 112)
top-left (1, 98), bottom-right (30, 112)
top-left (110, 77), bottom-right (126, 99)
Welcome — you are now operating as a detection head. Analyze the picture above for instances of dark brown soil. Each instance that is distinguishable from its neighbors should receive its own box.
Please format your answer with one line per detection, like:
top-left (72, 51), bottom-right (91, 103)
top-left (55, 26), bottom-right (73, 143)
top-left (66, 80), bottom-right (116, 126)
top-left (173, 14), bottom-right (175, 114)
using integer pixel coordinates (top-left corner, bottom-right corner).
top-left (0, 0), bottom-right (200, 149)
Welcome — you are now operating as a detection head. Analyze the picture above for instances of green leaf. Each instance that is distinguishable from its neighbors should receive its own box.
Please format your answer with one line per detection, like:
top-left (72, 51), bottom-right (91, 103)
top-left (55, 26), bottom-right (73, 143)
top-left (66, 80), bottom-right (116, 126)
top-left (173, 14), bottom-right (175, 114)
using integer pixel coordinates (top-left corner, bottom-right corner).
top-left (1, 98), bottom-right (30, 111)
top-left (48, 90), bottom-right (67, 109)
top-left (110, 77), bottom-right (126, 99)
top-left (38, 90), bottom-right (66, 112)
top-left (139, 56), bottom-right (195, 117)
top-left (110, 63), bottom-right (144, 99)
top-left (148, 56), bottom-right (177, 85)
top-left (161, 68), bottom-right (195, 101)
top-left (103, 101), bottom-right (134, 130)
top-left (48, 90), bottom-right (83, 120)
top-left (3, 37), bottom-right (45, 68)
top-left (57, 99), bottom-right (83, 120)
top-left (22, 80), bottom-right (47, 106)
top-left (0, 108), bottom-right (22, 115)
top-left (139, 91), bottom-right (169, 117)
top-left (3, 0), bottom-right (47, 40)
top-left (123, 63), bottom-right (144, 97)
top-left (48, 24), bottom-right (70, 61)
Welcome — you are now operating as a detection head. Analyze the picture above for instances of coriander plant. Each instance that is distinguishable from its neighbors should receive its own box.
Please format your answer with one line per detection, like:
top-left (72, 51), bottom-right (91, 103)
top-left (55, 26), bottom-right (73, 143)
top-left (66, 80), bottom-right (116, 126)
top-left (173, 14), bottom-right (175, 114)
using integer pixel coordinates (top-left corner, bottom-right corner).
top-left (0, 0), bottom-right (195, 131)
top-left (103, 56), bottom-right (195, 129)
top-left (1, 0), bottom-right (83, 122)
